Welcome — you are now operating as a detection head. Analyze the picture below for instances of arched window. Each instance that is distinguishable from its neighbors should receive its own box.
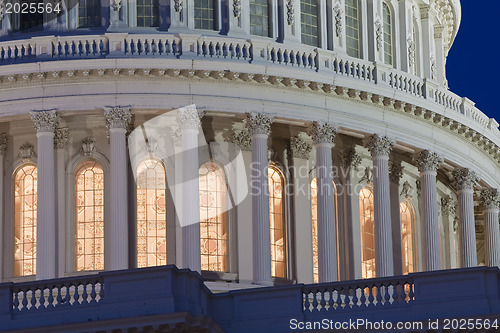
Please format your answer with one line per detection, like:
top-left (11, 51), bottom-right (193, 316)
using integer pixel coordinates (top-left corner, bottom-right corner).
top-left (137, 0), bottom-right (160, 27)
top-left (75, 161), bottom-right (104, 271)
top-left (269, 166), bottom-right (286, 278)
top-left (359, 187), bottom-right (375, 278)
top-left (250, 0), bottom-right (269, 37)
top-left (345, 0), bottom-right (360, 58)
top-left (78, 0), bottom-right (101, 28)
top-left (194, 0), bottom-right (216, 30)
top-left (300, 0), bottom-right (319, 47)
top-left (14, 164), bottom-right (38, 277)
top-left (400, 201), bottom-right (416, 274)
top-left (199, 162), bottom-right (228, 272)
top-left (136, 158), bottom-right (167, 268)
top-left (382, 2), bottom-right (393, 66)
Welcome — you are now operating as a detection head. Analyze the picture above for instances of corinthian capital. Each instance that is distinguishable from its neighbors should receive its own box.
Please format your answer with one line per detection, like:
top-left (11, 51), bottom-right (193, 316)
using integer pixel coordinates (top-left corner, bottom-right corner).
top-left (232, 128), bottom-right (251, 151)
top-left (0, 133), bottom-right (8, 155)
top-left (414, 150), bottom-right (442, 172)
top-left (364, 134), bottom-right (393, 157)
top-left (176, 105), bottom-right (204, 130)
top-left (307, 121), bottom-right (337, 144)
top-left (389, 161), bottom-right (404, 184)
top-left (441, 196), bottom-right (457, 216)
top-left (290, 136), bottom-right (312, 159)
top-left (451, 168), bottom-right (478, 191)
top-left (480, 189), bottom-right (500, 210)
top-left (54, 127), bottom-right (69, 149)
top-left (245, 113), bottom-right (274, 136)
top-left (104, 106), bottom-right (131, 130)
top-left (339, 148), bottom-right (361, 170)
top-left (30, 109), bottom-right (59, 133)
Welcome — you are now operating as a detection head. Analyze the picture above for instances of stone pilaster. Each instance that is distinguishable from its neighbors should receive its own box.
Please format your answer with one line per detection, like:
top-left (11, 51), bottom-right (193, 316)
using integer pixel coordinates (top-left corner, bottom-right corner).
top-left (54, 127), bottom-right (69, 278)
top-left (0, 134), bottom-right (7, 281)
top-left (414, 150), bottom-right (442, 271)
top-left (364, 134), bottom-right (394, 277)
top-left (480, 189), bottom-right (500, 268)
top-left (389, 161), bottom-right (404, 275)
top-left (104, 106), bottom-right (131, 271)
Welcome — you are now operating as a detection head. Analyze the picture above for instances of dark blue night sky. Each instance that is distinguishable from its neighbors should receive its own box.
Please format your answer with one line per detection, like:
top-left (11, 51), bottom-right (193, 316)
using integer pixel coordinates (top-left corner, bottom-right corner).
top-left (446, 2), bottom-right (500, 121)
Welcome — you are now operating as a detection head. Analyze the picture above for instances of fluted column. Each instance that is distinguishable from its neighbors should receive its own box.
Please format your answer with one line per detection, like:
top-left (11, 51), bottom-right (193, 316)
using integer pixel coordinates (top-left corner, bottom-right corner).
top-left (104, 106), bottom-right (131, 271)
top-left (0, 134), bottom-right (7, 281)
top-left (452, 168), bottom-right (479, 268)
top-left (55, 128), bottom-right (69, 278)
top-left (365, 135), bottom-right (393, 277)
top-left (414, 150), bottom-right (442, 271)
top-left (480, 189), bottom-right (500, 268)
top-left (389, 161), bottom-right (403, 275)
top-left (308, 122), bottom-right (337, 282)
top-left (31, 110), bottom-right (58, 280)
top-left (177, 106), bottom-right (203, 273)
top-left (246, 113), bottom-right (274, 286)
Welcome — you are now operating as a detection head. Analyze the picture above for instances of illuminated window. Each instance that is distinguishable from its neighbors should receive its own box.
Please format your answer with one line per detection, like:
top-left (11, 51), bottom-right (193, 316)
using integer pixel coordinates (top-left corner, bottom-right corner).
top-left (78, 0), bottom-right (101, 28)
top-left (400, 201), bottom-right (416, 274)
top-left (136, 159), bottom-right (167, 268)
top-left (199, 162), bottom-right (228, 272)
top-left (269, 166), bottom-right (286, 278)
top-left (194, 0), bottom-right (216, 30)
top-left (250, 0), bottom-right (269, 37)
top-left (382, 2), bottom-right (393, 66)
top-left (300, 0), bottom-right (319, 47)
top-left (345, 0), bottom-right (360, 58)
top-left (75, 161), bottom-right (104, 271)
top-left (137, 0), bottom-right (160, 27)
top-left (359, 187), bottom-right (375, 278)
top-left (14, 164), bottom-right (38, 277)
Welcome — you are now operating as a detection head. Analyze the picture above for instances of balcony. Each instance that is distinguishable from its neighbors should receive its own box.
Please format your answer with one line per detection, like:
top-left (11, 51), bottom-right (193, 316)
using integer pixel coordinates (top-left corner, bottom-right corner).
top-left (1, 265), bottom-right (500, 332)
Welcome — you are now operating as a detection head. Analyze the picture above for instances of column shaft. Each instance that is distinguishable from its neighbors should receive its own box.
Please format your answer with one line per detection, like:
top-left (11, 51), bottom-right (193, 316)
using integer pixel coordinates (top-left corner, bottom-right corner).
top-left (389, 181), bottom-right (403, 275)
top-left (458, 189), bottom-right (477, 267)
top-left (420, 171), bottom-right (441, 270)
top-left (485, 208), bottom-right (500, 267)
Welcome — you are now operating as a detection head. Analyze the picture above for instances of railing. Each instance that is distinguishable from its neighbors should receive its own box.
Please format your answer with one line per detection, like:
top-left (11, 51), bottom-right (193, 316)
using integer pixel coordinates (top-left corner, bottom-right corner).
top-left (0, 41), bottom-right (36, 61)
top-left (331, 56), bottom-right (375, 82)
top-left (52, 36), bottom-right (109, 57)
top-left (124, 35), bottom-right (181, 57)
top-left (389, 72), bottom-right (424, 97)
top-left (267, 46), bottom-right (317, 70)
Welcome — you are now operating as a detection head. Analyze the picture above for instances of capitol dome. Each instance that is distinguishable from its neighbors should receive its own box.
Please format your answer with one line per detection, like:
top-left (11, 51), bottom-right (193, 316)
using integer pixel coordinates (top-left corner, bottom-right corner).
top-left (1, 0), bottom-right (500, 331)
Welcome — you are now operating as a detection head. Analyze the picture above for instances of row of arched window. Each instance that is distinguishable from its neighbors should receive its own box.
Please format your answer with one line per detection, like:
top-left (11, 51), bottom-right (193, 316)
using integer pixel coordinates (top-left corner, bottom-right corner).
top-left (13, 159), bottom-right (415, 281)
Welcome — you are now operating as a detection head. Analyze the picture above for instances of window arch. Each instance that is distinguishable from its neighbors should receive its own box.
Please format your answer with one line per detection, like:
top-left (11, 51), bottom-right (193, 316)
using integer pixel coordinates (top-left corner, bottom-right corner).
top-left (14, 164), bottom-right (38, 277)
top-left (345, 0), bottom-right (360, 58)
top-left (137, 0), bottom-right (160, 27)
top-left (400, 201), bottom-right (416, 274)
top-left (250, 0), bottom-right (270, 37)
top-left (268, 166), bottom-right (286, 278)
top-left (78, 0), bottom-right (101, 28)
top-left (359, 187), bottom-right (375, 278)
top-left (75, 161), bottom-right (104, 271)
top-left (300, 0), bottom-right (319, 47)
top-left (136, 158), bottom-right (167, 268)
top-left (382, 2), bottom-right (393, 66)
top-left (194, 0), bottom-right (216, 30)
top-left (199, 162), bottom-right (228, 272)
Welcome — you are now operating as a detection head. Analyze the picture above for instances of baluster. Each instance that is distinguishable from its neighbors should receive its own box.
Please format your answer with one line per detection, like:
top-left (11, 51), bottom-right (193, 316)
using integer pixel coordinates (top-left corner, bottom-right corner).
top-left (375, 284), bottom-right (382, 305)
top-left (319, 289), bottom-right (326, 311)
top-left (98, 281), bottom-right (104, 300)
top-left (56, 284), bottom-right (63, 306)
top-left (29, 289), bottom-right (36, 310)
top-left (99, 39), bottom-right (104, 54)
top-left (63, 285), bottom-right (71, 305)
top-left (39, 287), bottom-right (46, 309)
top-left (47, 286), bottom-right (54, 308)
top-left (408, 282), bottom-right (414, 301)
top-left (12, 289), bottom-right (19, 311)
top-left (351, 286), bottom-right (359, 308)
top-left (209, 42), bottom-right (215, 57)
top-left (90, 281), bottom-right (97, 303)
top-left (367, 286), bottom-right (375, 306)
top-left (81, 282), bottom-right (89, 304)
top-left (72, 283), bottom-right (80, 305)
top-left (21, 290), bottom-right (28, 311)
top-left (359, 286), bottom-right (367, 306)
top-left (311, 289), bottom-right (319, 311)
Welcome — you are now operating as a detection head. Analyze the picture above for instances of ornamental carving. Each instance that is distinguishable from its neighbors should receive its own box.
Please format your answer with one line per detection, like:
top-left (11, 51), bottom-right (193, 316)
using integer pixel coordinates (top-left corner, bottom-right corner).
top-left (480, 189), bottom-right (500, 210)
top-left (81, 137), bottom-right (97, 156)
top-left (18, 143), bottom-right (36, 160)
top-left (307, 122), bottom-right (337, 145)
top-left (359, 167), bottom-right (372, 184)
top-left (441, 196), bottom-right (457, 216)
top-left (286, 0), bottom-right (294, 25)
top-left (407, 35), bottom-right (415, 68)
top-left (245, 113), bottom-right (274, 136)
top-left (171, 126), bottom-right (182, 146)
top-left (339, 148), bottom-right (361, 171)
top-left (389, 161), bottom-right (404, 184)
top-left (290, 137), bottom-right (311, 160)
top-left (400, 181), bottom-right (414, 199)
top-left (54, 127), bottom-right (69, 149)
top-left (177, 105), bottom-right (204, 130)
top-left (414, 150), bottom-right (442, 172)
top-left (430, 56), bottom-right (437, 81)
top-left (0, 133), bottom-right (7, 155)
top-left (104, 106), bottom-right (131, 130)
top-left (364, 134), bottom-right (393, 157)
top-left (333, 4), bottom-right (343, 37)
top-left (233, 0), bottom-right (241, 17)
top-left (374, 18), bottom-right (382, 51)
top-left (30, 109), bottom-right (59, 133)
top-left (451, 168), bottom-right (478, 191)
top-left (174, 0), bottom-right (183, 12)
top-left (232, 128), bottom-right (251, 151)
top-left (111, 0), bottom-right (122, 11)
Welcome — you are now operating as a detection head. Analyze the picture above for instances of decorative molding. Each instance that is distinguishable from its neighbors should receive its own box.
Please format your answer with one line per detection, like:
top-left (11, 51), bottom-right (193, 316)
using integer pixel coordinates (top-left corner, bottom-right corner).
top-left (407, 34), bottom-right (415, 68)
top-left (0, 133), bottom-right (7, 155)
top-left (104, 106), bottom-right (131, 130)
top-left (174, 0), bottom-right (183, 12)
top-left (18, 143), bottom-right (36, 160)
top-left (441, 196), bottom-right (457, 216)
top-left (374, 18), bottom-right (382, 51)
top-left (359, 167), bottom-right (372, 185)
top-left (233, 0), bottom-right (241, 17)
top-left (430, 56), bottom-right (437, 81)
top-left (110, 0), bottom-right (122, 11)
top-left (232, 128), bottom-right (252, 151)
top-left (479, 189), bottom-right (500, 210)
top-left (286, 0), bottom-right (294, 25)
top-left (290, 137), bottom-right (311, 160)
top-left (81, 137), bottom-right (97, 156)
top-left (54, 127), bottom-right (69, 149)
top-left (176, 105), bottom-right (203, 130)
top-left (307, 122), bottom-right (337, 145)
top-left (451, 168), bottom-right (478, 191)
top-left (364, 134), bottom-right (393, 157)
top-left (333, 4), bottom-right (343, 37)
top-left (389, 161), bottom-right (404, 184)
top-left (339, 148), bottom-right (361, 171)
top-left (400, 181), bottom-right (414, 199)
top-left (30, 109), bottom-right (59, 133)
top-left (245, 113), bottom-right (274, 136)
top-left (416, 179), bottom-right (421, 196)
top-left (171, 126), bottom-right (182, 147)
top-left (414, 150), bottom-right (442, 172)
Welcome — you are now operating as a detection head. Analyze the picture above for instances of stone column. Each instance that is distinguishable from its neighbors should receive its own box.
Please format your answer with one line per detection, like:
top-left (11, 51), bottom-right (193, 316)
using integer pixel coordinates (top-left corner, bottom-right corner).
top-left (104, 107), bottom-right (131, 271)
top-left (30, 110), bottom-right (58, 280)
top-left (0, 134), bottom-right (7, 281)
top-left (290, 136), bottom-right (313, 283)
top-left (480, 189), bottom-right (500, 268)
top-left (308, 122), bottom-right (337, 282)
top-left (246, 113), bottom-right (274, 286)
top-left (414, 150), bottom-right (442, 271)
top-left (177, 106), bottom-right (203, 273)
top-left (389, 161), bottom-right (403, 275)
top-left (54, 128), bottom-right (69, 278)
top-left (452, 168), bottom-right (479, 268)
top-left (365, 135), bottom-right (393, 277)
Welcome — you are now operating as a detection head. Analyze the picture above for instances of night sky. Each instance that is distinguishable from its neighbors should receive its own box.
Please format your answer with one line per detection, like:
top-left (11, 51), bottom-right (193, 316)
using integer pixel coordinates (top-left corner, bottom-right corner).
top-left (446, 2), bottom-right (500, 121)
